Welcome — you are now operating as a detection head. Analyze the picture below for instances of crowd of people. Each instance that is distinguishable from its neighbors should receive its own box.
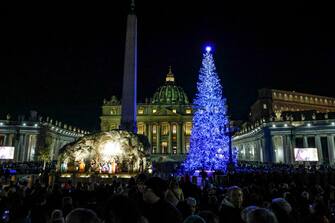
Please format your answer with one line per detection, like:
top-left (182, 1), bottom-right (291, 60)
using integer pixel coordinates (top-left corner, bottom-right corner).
top-left (1, 163), bottom-right (335, 223)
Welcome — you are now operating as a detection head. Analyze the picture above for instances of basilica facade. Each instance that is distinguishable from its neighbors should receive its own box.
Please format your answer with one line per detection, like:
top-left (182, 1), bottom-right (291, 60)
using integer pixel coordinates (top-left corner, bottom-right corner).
top-left (100, 68), bottom-right (193, 162)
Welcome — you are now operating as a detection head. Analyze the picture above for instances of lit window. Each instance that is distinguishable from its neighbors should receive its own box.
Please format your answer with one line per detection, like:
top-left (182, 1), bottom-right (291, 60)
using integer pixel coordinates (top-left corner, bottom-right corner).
top-left (263, 104), bottom-right (267, 109)
top-left (138, 109), bottom-right (144, 114)
top-left (173, 146), bottom-right (177, 154)
top-left (172, 109), bottom-right (176, 113)
top-left (186, 109), bottom-right (191, 114)
top-left (173, 125), bottom-right (177, 134)
top-left (162, 123), bottom-right (169, 135)
top-left (161, 142), bottom-right (168, 154)
top-left (185, 122), bottom-right (192, 135)
top-left (153, 109), bottom-right (157, 114)
top-left (153, 125), bottom-right (157, 134)
top-left (137, 123), bottom-right (144, 134)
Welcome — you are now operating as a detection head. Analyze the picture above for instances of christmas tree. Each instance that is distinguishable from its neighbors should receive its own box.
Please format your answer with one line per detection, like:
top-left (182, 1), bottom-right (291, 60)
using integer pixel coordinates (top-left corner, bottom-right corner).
top-left (184, 47), bottom-right (232, 172)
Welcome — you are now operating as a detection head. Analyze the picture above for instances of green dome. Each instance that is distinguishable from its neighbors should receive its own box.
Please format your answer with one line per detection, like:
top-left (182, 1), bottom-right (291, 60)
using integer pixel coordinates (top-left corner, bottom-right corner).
top-left (151, 67), bottom-right (189, 105)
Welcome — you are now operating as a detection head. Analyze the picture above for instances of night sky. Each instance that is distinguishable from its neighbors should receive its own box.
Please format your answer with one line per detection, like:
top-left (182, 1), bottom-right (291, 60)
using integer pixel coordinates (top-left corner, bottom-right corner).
top-left (2, 1), bottom-right (335, 131)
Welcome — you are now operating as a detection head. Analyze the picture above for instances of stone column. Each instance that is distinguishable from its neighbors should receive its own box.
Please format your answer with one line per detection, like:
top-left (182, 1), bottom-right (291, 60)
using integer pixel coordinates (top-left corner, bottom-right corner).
top-left (181, 123), bottom-right (185, 154)
top-left (286, 135), bottom-right (294, 164)
top-left (264, 128), bottom-right (274, 163)
top-left (148, 124), bottom-right (152, 145)
top-left (168, 123), bottom-right (172, 154)
top-left (22, 134), bottom-right (28, 161)
top-left (156, 123), bottom-right (161, 153)
top-left (303, 136), bottom-right (308, 148)
top-left (328, 135), bottom-right (335, 165)
top-left (315, 136), bottom-right (323, 163)
top-left (145, 123), bottom-right (149, 137)
top-left (177, 122), bottom-right (182, 154)
top-left (3, 134), bottom-right (8, 146)
top-left (258, 140), bottom-right (264, 162)
top-left (18, 134), bottom-right (25, 162)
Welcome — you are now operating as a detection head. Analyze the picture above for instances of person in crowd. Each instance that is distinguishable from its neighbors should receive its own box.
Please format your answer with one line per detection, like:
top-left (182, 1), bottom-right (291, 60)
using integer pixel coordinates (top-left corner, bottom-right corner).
top-left (241, 206), bottom-right (258, 223)
top-left (271, 198), bottom-right (293, 223)
top-left (183, 215), bottom-right (206, 223)
top-left (307, 201), bottom-right (330, 223)
top-left (103, 194), bottom-right (146, 223)
top-left (198, 210), bottom-right (219, 223)
top-left (246, 208), bottom-right (278, 223)
top-left (49, 209), bottom-right (64, 223)
top-left (166, 178), bottom-right (184, 207)
top-left (127, 173), bottom-right (148, 214)
top-left (219, 186), bottom-right (244, 223)
top-left (62, 196), bottom-right (74, 217)
top-left (142, 177), bottom-right (182, 223)
top-left (65, 208), bottom-right (100, 223)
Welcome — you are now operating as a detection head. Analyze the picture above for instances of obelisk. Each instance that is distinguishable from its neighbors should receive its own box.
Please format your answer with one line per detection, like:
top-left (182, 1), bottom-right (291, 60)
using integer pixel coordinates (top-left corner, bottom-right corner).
top-left (120, 0), bottom-right (137, 133)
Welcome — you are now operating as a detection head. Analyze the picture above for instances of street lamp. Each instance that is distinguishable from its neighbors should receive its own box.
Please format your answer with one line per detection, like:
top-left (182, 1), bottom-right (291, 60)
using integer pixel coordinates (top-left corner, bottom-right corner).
top-left (225, 119), bottom-right (238, 172)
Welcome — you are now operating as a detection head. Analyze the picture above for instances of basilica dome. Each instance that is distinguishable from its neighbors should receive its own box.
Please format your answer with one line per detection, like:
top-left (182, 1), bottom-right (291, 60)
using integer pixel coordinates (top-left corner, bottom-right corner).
top-left (151, 67), bottom-right (189, 105)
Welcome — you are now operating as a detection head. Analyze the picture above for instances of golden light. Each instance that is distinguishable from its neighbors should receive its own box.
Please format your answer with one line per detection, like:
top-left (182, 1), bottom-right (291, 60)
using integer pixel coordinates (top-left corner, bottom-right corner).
top-left (101, 141), bottom-right (122, 160)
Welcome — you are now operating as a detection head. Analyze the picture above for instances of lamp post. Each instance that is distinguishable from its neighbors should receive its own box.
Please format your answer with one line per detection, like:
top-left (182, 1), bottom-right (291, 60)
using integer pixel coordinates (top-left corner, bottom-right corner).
top-left (225, 119), bottom-right (238, 172)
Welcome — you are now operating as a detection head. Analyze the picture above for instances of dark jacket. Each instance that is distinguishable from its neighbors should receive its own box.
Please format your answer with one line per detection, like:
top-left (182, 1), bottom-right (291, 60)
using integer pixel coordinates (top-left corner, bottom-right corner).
top-left (143, 199), bottom-right (182, 223)
top-left (219, 199), bottom-right (243, 223)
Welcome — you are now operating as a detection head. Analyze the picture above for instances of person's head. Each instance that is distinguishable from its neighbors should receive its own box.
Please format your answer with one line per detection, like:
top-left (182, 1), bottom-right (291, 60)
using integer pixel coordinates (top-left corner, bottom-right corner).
top-left (143, 177), bottom-right (168, 204)
top-left (51, 209), bottom-right (64, 221)
top-left (183, 215), bottom-right (206, 223)
top-left (301, 191), bottom-right (309, 200)
top-left (185, 197), bottom-right (197, 214)
top-left (198, 210), bottom-right (219, 223)
top-left (241, 206), bottom-right (258, 222)
top-left (136, 173), bottom-right (148, 193)
top-left (271, 198), bottom-right (292, 216)
top-left (247, 208), bottom-right (278, 223)
top-left (227, 186), bottom-right (243, 208)
top-left (65, 208), bottom-right (100, 223)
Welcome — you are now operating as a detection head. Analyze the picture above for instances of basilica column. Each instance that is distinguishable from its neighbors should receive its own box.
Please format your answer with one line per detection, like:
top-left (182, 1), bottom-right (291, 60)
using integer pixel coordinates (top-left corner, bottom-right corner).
top-left (315, 136), bottom-right (323, 163)
top-left (177, 122), bottom-right (182, 154)
top-left (168, 123), bottom-right (172, 154)
top-left (181, 123), bottom-right (185, 154)
top-left (285, 135), bottom-right (294, 164)
top-left (327, 135), bottom-right (335, 165)
top-left (156, 123), bottom-right (161, 153)
top-left (303, 136), bottom-right (308, 148)
top-left (18, 134), bottom-right (26, 162)
top-left (148, 124), bottom-right (152, 146)
top-left (258, 140), bottom-right (263, 162)
top-left (145, 123), bottom-right (149, 137)
top-left (3, 134), bottom-right (8, 146)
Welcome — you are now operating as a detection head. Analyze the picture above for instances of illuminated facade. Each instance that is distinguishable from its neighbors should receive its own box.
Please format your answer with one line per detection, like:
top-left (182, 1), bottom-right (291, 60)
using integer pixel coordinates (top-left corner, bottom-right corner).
top-left (234, 89), bottom-right (335, 165)
top-left (250, 88), bottom-right (335, 122)
top-left (100, 68), bottom-right (193, 161)
top-left (0, 112), bottom-right (86, 162)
